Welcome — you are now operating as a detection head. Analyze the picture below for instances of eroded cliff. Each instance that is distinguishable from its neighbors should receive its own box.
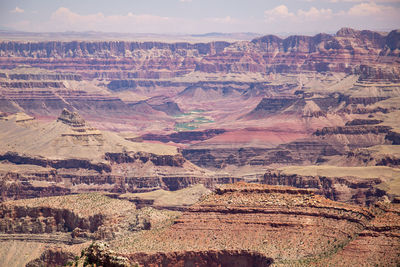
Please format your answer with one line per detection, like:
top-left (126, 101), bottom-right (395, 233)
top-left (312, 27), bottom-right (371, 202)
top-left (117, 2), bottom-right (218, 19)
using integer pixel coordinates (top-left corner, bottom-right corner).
top-left (81, 183), bottom-right (400, 266)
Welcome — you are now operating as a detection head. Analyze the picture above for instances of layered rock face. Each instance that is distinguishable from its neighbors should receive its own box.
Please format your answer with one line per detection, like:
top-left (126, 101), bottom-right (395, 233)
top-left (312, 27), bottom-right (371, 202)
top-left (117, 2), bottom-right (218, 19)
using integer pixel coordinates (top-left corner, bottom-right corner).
top-left (197, 29), bottom-right (399, 74)
top-left (82, 183), bottom-right (399, 266)
top-left (182, 110), bottom-right (399, 179)
top-left (316, 200), bottom-right (400, 266)
top-left (89, 245), bottom-right (274, 267)
top-left (0, 194), bottom-right (138, 239)
top-left (0, 204), bottom-right (104, 235)
top-left (0, 110), bottom-right (231, 201)
top-left (0, 28), bottom-right (399, 79)
top-left (263, 170), bottom-right (386, 205)
top-left (25, 248), bottom-right (76, 267)
top-left (0, 192), bottom-right (182, 267)
top-left (1, 28), bottom-right (399, 203)
top-left (0, 28), bottom-right (399, 132)
top-left (182, 139), bottom-right (341, 169)
top-left (1, 28), bottom-right (399, 267)
top-left (0, 41), bottom-right (229, 80)
top-left (141, 129), bottom-right (227, 144)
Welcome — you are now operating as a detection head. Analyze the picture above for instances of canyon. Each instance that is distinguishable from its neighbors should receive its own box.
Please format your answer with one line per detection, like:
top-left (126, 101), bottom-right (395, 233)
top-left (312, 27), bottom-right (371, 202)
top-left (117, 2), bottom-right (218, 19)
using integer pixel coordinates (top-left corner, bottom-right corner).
top-left (69, 183), bottom-right (400, 266)
top-left (0, 27), bottom-right (399, 266)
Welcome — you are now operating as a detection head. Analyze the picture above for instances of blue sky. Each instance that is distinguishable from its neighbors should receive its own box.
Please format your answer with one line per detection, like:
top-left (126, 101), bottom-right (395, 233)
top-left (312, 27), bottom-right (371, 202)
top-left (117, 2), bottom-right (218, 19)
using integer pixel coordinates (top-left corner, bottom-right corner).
top-left (1, 0), bottom-right (400, 34)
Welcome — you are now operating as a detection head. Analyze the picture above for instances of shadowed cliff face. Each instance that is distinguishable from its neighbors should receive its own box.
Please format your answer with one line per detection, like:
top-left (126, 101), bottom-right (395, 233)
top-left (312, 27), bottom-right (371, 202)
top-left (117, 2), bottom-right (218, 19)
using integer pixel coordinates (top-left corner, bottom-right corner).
top-left (263, 171), bottom-right (386, 205)
top-left (109, 249), bottom-right (274, 267)
top-left (26, 248), bottom-right (76, 267)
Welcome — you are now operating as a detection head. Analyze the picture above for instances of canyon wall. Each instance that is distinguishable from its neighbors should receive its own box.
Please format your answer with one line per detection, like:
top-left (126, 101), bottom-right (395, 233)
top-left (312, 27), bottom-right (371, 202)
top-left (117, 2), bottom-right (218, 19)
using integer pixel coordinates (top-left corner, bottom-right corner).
top-left (81, 183), bottom-right (399, 266)
top-left (0, 28), bottom-right (399, 79)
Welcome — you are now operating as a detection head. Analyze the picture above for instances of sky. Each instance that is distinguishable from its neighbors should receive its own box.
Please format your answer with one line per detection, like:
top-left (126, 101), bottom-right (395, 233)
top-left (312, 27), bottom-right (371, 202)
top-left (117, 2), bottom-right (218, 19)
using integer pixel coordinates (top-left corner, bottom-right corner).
top-left (1, 0), bottom-right (400, 35)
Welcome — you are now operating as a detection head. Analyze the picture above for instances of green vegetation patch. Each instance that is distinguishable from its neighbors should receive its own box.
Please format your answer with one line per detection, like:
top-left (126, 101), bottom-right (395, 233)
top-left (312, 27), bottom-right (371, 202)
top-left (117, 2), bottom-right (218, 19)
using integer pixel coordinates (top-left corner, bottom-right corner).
top-left (173, 110), bottom-right (214, 131)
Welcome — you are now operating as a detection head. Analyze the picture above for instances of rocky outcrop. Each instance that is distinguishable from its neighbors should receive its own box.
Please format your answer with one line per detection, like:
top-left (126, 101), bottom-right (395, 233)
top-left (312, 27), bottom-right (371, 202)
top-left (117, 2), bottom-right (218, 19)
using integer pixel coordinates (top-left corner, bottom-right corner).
top-left (0, 41), bottom-right (230, 80)
top-left (0, 109), bottom-right (226, 201)
top-left (107, 80), bottom-right (194, 91)
top-left (6, 73), bottom-right (82, 81)
top-left (0, 166), bottom-right (243, 201)
top-left (0, 28), bottom-right (398, 80)
top-left (263, 171), bottom-right (386, 205)
top-left (84, 243), bottom-right (129, 267)
top-left (0, 174), bottom-right (70, 202)
top-left (127, 96), bottom-right (182, 116)
top-left (122, 175), bottom-right (243, 192)
top-left (380, 29), bottom-right (400, 56)
top-left (182, 147), bottom-right (275, 168)
top-left (246, 93), bottom-right (392, 119)
top-left (196, 28), bottom-right (396, 74)
top-left (0, 87), bottom-right (138, 118)
top-left (315, 200), bottom-right (400, 266)
top-left (0, 41), bottom-right (230, 58)
top-left (20, 184), bottom-right (400, 267)
top-left (0, 81), bottom-right (66, 89)
top-left (345, 119), bottom-right (383, 126)
top-left (345, 147), bottom-right (400, 167)
top-left (182, 140), bottom-right (341, 168)
top-left (385, 130), bottom-right (400, 145)
top-left (251, 97), bottom-right (297, 115)
top-left (0, 69), bottom-right (160, 119)
top-left (25, 248), bottom-right (76, 267)
top-left (144, 96), bottom-right (182, 116)
top-left (57, 108), bottom-right (85, 127)
top-left (88, 183), bottom-right (399, 266)
top-left (0, 193), bottom-right (140, 245)
top-left (0, 205), bottom-right (104, 234)
top-left (315, 125), bottom-right (391, 136)
top-left (343, 96), bottom-right (388, 106)
top-left (141, 129), bottom-right (226, 144)
top-left (105, 152), bottom-right (185, 167)
top-left (0, 152), bottom-right (112, 173)
top-left (356, 65), bottom-right (400, 83)
top-left (129, 250), bottom-right (274, 267)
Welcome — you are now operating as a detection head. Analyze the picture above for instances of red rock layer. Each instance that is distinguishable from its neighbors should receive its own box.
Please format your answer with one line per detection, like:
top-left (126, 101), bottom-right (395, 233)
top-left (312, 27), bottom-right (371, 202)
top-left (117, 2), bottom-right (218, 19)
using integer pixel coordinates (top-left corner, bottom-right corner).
top-left (94, 183), bottom-right (399, 266)
top-left (0, 28), bottom-right (399, 78)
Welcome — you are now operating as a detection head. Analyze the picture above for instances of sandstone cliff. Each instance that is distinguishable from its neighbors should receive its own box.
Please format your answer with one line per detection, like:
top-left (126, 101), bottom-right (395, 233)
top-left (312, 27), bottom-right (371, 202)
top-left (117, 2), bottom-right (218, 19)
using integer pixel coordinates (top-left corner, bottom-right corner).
top-left (81, 183), bottom-right (400, 266)
top-left (0, 28), bottom-right (398, 79)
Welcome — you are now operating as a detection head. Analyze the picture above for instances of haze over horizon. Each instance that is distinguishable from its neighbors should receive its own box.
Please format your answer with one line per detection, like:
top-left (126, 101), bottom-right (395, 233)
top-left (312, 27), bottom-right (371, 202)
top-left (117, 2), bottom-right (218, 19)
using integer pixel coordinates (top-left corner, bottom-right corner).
top-left (1, 0), bottom-right (400, 35)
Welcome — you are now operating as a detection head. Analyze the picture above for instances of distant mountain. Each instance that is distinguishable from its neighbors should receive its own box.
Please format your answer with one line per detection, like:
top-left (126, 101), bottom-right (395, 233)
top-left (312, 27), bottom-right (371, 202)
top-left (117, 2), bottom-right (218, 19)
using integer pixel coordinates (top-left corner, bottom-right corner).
top-left (190, 32), bottom-right (262, 40)
top-left (0, 30), bottom-right (261, 42)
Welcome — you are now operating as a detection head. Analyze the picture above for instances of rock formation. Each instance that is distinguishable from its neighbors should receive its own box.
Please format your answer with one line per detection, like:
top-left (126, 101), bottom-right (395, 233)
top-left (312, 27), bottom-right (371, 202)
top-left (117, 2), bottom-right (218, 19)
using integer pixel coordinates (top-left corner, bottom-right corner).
top-left (0, 109), bottom-right (232, 201)
top-left (81, 183), bottom-right (400, 266)
top-left (0, 28), bottom-right (399, 266)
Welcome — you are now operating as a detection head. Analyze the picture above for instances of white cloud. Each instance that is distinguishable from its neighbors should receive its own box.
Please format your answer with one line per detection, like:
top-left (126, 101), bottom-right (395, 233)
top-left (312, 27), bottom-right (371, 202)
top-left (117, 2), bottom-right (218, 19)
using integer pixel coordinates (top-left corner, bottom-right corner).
top-left (306, 0), bottom-right (400, 2)
top-left (180, 0), bottom-right (192, 2)
top-left (46, 7), bottom-right (175, 33)
top-left (8, 3), bottom-right (400, 35)
top-left (264, 5), bottom-right (294, 21)
top-left (264, 6), bottom-right (333, 22)
top-left (206, 16), bottom-right (236, 24)
top-left (263, 3), bottom-right (400, 34)
top-left (347, 2), bottom-right (391, 16)
top-left (11, 7), bottom-right (255, 34)
top-left (10, 7), bottom-right (24, 13)
top-left (297, 7), bottom-right (333, 20)
top-left (330, 0), bottom-right (400, 2)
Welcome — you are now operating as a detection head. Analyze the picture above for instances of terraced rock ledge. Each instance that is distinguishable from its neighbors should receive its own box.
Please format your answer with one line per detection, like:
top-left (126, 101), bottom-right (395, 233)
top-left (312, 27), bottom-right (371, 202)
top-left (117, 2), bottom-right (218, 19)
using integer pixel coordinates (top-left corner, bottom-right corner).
top-left (80, 183), bottom-right (400, 266)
